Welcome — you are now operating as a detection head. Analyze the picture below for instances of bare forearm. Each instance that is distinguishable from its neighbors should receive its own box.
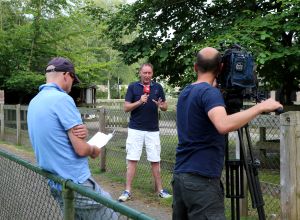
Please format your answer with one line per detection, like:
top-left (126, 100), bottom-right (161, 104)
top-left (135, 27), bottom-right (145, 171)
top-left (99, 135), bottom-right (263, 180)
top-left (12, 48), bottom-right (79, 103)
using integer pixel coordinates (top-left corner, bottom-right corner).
top-left (72, 124), bottom-right (88, 139)
top-left (68, 129), bottom-right (100, 158)
top-left (221, 106), bottom-right (262, 133)
top-left (225, 98), bottom-right (283, 132)
top-left (209, 98), bottom-right (282, 135)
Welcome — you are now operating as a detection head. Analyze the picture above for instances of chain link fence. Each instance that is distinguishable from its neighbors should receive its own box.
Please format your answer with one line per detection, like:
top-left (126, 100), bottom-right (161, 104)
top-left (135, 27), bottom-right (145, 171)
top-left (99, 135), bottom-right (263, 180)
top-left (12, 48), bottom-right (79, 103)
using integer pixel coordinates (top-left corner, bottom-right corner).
top-left (0, 101), bottom-right (281, 219)
top-left (0, 148), bottom-right (154, 220)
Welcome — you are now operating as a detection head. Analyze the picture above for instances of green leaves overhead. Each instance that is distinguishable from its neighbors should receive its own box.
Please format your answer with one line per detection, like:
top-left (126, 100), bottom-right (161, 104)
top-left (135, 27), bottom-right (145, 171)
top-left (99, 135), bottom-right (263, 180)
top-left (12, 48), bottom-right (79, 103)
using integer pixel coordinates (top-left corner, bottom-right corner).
top-left (106, 0), bottom-right (300, 104)
top-left (2, 0), bottom-right (299, 104)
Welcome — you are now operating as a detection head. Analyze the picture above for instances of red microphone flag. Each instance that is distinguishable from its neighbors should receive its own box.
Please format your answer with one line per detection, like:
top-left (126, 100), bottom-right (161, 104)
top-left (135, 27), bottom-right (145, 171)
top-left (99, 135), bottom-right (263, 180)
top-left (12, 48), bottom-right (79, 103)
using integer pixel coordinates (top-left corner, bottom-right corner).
top-left (143, 85), bottom-right (150, 95)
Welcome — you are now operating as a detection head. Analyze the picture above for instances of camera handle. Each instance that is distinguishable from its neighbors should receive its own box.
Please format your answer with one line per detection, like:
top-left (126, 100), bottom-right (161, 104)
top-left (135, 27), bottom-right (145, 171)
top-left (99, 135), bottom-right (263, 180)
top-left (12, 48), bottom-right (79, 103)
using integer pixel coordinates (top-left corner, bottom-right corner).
top-left (225, 124), bottom-right (266, 220)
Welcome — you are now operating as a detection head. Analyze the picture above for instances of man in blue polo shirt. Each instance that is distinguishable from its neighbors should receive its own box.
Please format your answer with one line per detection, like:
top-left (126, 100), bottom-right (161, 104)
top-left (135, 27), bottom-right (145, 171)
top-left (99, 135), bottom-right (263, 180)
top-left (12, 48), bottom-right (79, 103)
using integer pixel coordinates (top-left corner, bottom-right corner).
top-left (172, 47), bottom-right (282, 219)
top-left (118, 63), bottom-right (172, 202)
top-left (27, 57), bottom-right (117, 219)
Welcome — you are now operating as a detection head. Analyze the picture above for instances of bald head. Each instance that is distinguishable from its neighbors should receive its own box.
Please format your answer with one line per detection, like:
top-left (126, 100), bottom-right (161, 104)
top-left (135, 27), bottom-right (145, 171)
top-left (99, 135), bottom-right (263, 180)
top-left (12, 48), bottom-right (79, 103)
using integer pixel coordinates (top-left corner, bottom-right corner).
top-left (199, 47), bottom-right (220, 59)
top-left (196, 47), bottom-right (222, 74)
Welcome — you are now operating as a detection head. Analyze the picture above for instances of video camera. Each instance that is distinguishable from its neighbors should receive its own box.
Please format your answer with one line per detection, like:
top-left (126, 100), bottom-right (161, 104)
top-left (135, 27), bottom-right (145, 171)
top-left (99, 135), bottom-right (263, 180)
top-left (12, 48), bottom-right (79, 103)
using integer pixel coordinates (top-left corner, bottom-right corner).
top-left (217, 44), bottom-right (257, 113)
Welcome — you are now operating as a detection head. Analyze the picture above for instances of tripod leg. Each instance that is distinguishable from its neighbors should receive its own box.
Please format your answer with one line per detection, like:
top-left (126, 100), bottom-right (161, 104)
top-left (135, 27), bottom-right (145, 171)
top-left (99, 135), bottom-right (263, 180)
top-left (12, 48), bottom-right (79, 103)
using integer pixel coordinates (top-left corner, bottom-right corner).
top-left (245, 126), bottom-right (266, 220)
top-left (230, 167), bottom-right (235, 220)
top-left (238, 126), bottom-right (266, 220)
top-left (235, 166), bottom-right (240, 220)
top-left (225, 134), bottom-right (243, 220)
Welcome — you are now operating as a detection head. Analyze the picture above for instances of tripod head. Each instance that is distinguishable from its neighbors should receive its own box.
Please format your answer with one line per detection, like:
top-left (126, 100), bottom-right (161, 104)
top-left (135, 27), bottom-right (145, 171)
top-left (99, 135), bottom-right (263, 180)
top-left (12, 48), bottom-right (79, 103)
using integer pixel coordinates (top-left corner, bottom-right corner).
top-left (222, 89), bottom-right (244, 115)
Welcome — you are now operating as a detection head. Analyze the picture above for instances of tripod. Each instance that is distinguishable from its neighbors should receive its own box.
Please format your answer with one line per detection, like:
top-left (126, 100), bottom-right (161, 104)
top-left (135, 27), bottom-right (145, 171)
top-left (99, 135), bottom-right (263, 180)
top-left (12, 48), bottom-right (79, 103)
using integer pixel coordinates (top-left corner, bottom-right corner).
top-left (225, 123), bottom-right (266, 220)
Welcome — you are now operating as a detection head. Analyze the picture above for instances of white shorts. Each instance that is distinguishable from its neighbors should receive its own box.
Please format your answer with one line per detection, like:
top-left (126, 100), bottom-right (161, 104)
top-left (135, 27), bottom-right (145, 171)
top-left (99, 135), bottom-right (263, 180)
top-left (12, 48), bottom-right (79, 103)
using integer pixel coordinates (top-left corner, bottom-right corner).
top-left (126, 128), bottom-right (161, 162)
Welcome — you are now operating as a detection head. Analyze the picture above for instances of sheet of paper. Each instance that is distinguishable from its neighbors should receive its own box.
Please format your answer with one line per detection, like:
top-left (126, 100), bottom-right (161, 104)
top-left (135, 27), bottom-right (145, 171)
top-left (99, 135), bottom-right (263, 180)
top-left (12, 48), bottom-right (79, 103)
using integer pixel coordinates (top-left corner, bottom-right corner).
top-left (87, 131), bottom-right (114, 149)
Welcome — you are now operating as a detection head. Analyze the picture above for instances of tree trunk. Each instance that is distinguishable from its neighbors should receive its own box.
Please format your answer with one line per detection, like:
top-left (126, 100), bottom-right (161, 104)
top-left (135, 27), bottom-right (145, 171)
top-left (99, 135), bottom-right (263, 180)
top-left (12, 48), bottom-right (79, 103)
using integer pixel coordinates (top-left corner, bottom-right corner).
top-left (107, 79), bottom-right (111, 100)
top-left (279, 72), bottom-right (295, 105)
top-left (28, 0), bottom-right (42, 70)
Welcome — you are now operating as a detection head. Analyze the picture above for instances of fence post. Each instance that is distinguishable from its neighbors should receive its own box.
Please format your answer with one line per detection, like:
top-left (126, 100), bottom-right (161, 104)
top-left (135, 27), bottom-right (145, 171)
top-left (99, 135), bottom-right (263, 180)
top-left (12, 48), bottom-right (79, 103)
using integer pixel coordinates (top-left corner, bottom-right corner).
top-left (16, 104), bottom-right (21, 145)
top-left (0, 104), bottom-right (4, 140)
top-left (280, 111), bottom-right (300, 219)
top-left (259, 127), bottom-right (266, 142)
top-left (98, 107), bottom-right (107, 172)
top-left (62, 186), bottom-right (75, 220)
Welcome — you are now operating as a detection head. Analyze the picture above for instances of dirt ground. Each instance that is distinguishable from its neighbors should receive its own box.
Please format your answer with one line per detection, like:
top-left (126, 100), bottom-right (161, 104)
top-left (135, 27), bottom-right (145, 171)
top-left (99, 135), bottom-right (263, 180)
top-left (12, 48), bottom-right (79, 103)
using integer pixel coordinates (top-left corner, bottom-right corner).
top-left (0, 143), bottom-right (172, 220)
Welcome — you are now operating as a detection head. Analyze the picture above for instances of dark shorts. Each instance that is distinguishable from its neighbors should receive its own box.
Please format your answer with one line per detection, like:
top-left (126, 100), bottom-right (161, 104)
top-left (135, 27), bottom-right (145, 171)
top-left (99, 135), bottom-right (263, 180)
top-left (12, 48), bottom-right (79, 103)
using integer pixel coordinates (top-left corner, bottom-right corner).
top-left (172, 173), bottom-right (225, 220)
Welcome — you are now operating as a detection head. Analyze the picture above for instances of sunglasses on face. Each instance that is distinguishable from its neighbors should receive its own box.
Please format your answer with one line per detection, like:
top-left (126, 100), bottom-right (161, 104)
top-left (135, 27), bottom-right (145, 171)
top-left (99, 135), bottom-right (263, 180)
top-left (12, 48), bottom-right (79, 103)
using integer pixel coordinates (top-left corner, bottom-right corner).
top-left (63, 72), bottom-right (75, 80)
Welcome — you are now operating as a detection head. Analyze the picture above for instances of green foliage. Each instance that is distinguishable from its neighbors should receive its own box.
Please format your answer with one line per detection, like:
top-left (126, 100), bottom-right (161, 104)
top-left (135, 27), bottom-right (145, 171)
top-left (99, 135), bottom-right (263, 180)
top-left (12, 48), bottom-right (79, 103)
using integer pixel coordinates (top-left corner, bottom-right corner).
top-left (0, 0), bottom-right (77, 100)
top-left (5, 71), bottom-right (44, 94)
top-left (106, 0), bottom-right (300, 104)
top-left (0, 0), bottom-right (138, 103)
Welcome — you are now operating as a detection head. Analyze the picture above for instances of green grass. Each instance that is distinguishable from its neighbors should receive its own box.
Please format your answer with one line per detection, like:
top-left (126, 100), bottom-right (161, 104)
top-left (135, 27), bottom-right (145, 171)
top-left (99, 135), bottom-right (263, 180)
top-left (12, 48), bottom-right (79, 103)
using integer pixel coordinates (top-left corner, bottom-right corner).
top-left (259, 170), bottom-right (280, 184)
top-left (224, 191), bottom-right (280, 219)
top-left (0, 140), bottom-right (34, 154)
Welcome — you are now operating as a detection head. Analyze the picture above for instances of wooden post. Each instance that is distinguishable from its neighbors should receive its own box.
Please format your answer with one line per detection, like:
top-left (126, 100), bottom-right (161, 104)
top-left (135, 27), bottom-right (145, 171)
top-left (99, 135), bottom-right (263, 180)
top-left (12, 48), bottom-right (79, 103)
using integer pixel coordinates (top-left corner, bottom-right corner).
top-left (280, 111), bottom-right (300, 219)
top-left (16, 104), bottom-right (21, 145)
top-left (0, 104), bottom-right (4, 140)
top-left (259, 127), bottom-right (266, 142)
top-left (98, 107), bottom-right (107, 172)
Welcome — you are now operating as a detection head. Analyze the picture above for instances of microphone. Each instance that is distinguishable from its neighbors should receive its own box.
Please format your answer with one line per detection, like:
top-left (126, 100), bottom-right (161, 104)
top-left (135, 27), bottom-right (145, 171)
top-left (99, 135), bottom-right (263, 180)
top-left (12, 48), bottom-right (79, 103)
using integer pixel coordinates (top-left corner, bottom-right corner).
top-left (143, 85), bottom-right (150, 95)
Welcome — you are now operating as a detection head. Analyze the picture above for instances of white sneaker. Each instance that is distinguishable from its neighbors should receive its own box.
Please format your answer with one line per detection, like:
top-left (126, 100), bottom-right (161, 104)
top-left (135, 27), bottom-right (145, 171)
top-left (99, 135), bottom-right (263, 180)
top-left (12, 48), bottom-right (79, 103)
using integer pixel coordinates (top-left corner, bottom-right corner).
top-left (118, 190), bottom-right (131, 202)
top-left (159, 189), bottom-right (172, 198)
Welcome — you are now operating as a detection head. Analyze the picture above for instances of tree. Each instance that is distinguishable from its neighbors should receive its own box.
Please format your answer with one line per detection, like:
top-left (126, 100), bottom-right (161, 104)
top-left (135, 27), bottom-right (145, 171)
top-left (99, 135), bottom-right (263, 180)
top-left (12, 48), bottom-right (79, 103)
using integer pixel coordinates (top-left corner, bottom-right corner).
top-left (5, 71), bottom-right (45, 103)
top-left (0, 0), bottom-right (138, 103)
top-left (0, 0), bottom-right (79, 102)
top-left (107, 0), bottom-right (300, 104)
top-left (82, 0), bottom-right (139, 98)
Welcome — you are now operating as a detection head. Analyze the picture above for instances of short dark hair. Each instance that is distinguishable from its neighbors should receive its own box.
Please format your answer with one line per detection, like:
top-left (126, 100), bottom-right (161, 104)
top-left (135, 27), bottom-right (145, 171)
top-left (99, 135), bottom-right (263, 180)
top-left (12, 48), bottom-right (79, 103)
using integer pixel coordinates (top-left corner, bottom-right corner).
top-left (196, 52), bottom-right (222, 74)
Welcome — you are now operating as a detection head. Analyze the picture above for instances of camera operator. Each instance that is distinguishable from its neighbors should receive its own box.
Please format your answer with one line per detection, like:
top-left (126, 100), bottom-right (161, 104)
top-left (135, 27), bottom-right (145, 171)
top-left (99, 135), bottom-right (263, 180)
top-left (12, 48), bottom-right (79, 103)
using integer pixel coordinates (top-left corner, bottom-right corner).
top-left (172, 47), bottom-right (282, 220)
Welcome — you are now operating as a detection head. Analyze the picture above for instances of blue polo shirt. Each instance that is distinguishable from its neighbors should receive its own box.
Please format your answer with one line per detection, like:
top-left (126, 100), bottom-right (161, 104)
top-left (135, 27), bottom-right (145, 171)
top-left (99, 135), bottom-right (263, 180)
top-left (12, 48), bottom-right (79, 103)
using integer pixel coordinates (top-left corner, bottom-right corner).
top-left (174, 82), bottom-right (226, 178)
top-left (27, 83), bottom-right (91, 184)
top-left (125, 81), bottom-right (165, 131)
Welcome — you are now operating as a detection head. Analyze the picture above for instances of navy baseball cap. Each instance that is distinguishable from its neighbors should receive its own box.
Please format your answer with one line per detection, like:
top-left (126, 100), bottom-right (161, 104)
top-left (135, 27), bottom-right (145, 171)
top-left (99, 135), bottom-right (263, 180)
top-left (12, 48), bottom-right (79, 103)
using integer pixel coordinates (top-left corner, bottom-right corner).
top-left (45, 57), bottom-right (80, 84)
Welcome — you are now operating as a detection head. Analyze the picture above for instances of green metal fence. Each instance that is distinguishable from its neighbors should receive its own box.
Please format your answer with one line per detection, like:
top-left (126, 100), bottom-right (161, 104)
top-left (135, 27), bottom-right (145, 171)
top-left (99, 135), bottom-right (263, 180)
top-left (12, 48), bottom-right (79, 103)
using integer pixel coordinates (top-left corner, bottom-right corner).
top-left (0, 148), bottom-right (154, 220)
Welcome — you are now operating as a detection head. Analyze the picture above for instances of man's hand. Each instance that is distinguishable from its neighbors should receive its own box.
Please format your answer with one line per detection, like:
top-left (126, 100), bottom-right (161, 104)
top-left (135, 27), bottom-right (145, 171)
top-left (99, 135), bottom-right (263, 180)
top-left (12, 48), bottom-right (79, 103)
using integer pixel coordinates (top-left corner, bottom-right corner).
top-left (257, 98), bottom-right (283, 113)
top-left (140, 94), bottom-right (149, 104)
top-left (90, 145), bottom-right (101, 159)
top-left (152, 98), bottom-right (168, 111)
top-left (72, 124), bottom-right (88, 139)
